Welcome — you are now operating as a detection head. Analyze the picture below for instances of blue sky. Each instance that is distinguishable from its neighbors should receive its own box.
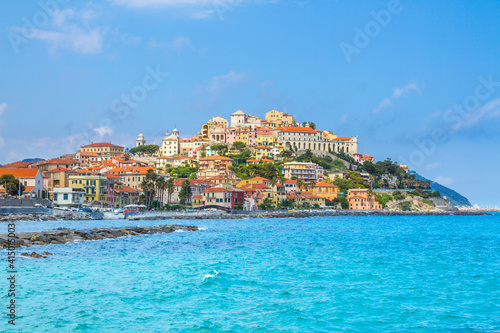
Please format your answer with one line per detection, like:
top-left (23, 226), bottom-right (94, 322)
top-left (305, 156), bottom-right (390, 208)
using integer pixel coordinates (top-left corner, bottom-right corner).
top-left (1, 0), bottom-right (499, 206)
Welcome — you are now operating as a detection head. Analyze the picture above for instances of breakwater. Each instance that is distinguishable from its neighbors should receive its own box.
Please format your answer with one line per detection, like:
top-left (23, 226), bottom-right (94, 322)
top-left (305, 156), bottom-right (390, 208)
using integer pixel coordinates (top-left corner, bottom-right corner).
top-left (0, 224), bottom-right (198, 248)
top-left (128, 209), bottom-right (487, 220)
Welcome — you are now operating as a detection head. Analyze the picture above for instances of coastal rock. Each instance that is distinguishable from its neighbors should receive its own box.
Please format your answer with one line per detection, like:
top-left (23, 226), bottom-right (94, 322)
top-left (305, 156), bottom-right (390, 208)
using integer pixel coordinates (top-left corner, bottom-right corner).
top-left (0, 224), bottom-right (198, 248)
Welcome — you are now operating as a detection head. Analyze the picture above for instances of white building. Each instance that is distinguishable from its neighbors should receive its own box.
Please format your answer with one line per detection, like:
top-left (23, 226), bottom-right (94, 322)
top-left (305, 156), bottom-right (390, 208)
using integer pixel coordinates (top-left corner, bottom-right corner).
top-left (160, 128), bottom-right (180, 157)
top-left (0, 168), bottom-right (45, 198)
top-left (52, 187), bottom-right (85, 207)
top-left (136, 133), bottom-right (146, 147)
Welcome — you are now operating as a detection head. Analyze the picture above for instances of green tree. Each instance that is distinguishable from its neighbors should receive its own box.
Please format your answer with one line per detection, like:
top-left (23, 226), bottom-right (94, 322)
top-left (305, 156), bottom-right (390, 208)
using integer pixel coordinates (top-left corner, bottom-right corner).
top-left (211, 144), bottom-right (228, 156)
top-left (155, 177), bottom-right (166, 207)
top-left (178, 179), bottom-right (192, 205)
top-left (0, 174), bottom-right (25, 196)
top-left (166, 178), bottom-right (174, 205)
top-left (233, 141), bottom-right (246, 150)
top-left (200, 146), bottom-right (207, 158)
top-left (129, 145), bottom-right (159, 156)
top-left (140, 169), bottom-right (158, 207)
top-left (302, 122), bottom-right (316, 130)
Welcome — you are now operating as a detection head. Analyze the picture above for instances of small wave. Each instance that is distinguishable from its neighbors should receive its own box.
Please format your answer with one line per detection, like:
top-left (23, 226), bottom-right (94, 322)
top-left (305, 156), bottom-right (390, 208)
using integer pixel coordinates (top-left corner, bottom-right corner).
top-left (174, 229), bottom-right (185, 233)
top-left (203, 270), bottom-right (219, 281)
top-left (198, 228), bottom-right (207, 231)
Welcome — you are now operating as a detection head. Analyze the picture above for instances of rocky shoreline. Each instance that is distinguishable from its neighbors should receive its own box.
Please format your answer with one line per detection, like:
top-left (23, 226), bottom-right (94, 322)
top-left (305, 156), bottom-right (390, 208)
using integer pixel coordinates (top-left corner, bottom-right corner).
top-left (0, 209), bottom-right (487, 223)
top-left (0, 224), bottom-right (198, 249)
top-left (128, 209), bottom-right (487, 220)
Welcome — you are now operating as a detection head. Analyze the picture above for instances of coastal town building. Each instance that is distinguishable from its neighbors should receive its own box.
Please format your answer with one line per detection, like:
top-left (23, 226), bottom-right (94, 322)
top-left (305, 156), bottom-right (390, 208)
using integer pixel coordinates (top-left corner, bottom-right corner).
top-left (265, 110), bottom-right (296, 128)
top-left (347, 189), bottom-right (382, 210)
top-left (197, 156), bottom-right (233, 179)
top-left (68, 171), bottom-right (108, 204)
top-left (282, 162), bottom-right (324, 183)
top-left (44, 167), bottom-right (79, 199)
top-left (160, 128), bottom-right (180, 157)
top-left (0, 168), bottom-right (45, 199)
top-left (51, 187), bottom-right (85, 207)
top-left (80, 143), bottom-right (125, 157)
top-left (136, 133), bottom-right (146, 147)
top-left (309, 181), bottom-right (340, 200)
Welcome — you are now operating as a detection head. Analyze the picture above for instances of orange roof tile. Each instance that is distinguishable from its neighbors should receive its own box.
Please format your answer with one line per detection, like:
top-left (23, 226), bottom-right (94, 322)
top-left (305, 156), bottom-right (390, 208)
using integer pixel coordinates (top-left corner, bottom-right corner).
top-left (82, 143), bottom-right (124, 148)
top-left (0, 168), bottom-right (39, 178)
top-left (314, 181), bottom-right (339, 188)
top-left (200, 156), bottom-right (232, 161)
top-left (44, 167), bottom-right (79, 174)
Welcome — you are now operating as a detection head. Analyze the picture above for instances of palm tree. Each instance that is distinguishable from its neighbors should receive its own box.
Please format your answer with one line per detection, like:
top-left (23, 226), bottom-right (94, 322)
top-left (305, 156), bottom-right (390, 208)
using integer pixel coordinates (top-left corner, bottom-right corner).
top-left (156, 177), bottom-right (166, 207)
top-left (269, 178), bottom-right (277, 207)
top-left (166, 178), bottom-right (175, 205)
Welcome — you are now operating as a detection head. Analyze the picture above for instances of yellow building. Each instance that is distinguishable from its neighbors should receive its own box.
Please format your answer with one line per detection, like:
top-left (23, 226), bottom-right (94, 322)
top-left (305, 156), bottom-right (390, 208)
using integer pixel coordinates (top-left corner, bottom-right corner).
top-left (256, 135), bottom-right (277, 147)
top-left (69, 171), bottom-right (108, 204)
top-left (80, 143), bottom-right (124, 157)
top-left (236, 177), bottom-right (271, 188)
top-left (309, 181), bottom-right (339, 200)
top-left (265, 110), bottom-right (296, 128)
top-left (286, 191), bottom-right (326, 207)
top-left (255, 146), bottom-right (272, 159)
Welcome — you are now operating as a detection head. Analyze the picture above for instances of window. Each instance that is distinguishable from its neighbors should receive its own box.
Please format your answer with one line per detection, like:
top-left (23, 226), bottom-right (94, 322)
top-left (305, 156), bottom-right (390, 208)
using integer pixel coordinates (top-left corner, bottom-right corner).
top-left (63, 194), bottom-right (68, 200)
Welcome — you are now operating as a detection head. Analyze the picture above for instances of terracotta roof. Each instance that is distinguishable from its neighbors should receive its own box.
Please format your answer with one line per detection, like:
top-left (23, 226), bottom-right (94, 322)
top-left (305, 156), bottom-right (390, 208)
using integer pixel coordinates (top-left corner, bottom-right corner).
top-left (0, 168), bottom-right (39, 178)
top-left (22, 186), bottom-right (35, 193)
top-left (3, 161), bottom-right (32, 167)
top-left (203, 187), bottom-right (233, 193)
top-left (285, 180), bottom-right (297, 184)
top-left (248, 177), bottom-right (270, 182)
top-left (314, 181), bottom-right (339, 188)
top-left (44, 167), bottom-right (79, 174)
top-left (115, 185), bottom-right (140, 193)
top-left (279, 126), bottom-right (319, 133)
top-left (334, 137), bottom-right (351, 141)
top-left (192, 195), bottom-right (203, 199)
top-left (36, 158), bottom-right (77, 165)
top-left (200, 156), bottom-right (232, 161)
top-left (82, 143), bottom-right (124, 148)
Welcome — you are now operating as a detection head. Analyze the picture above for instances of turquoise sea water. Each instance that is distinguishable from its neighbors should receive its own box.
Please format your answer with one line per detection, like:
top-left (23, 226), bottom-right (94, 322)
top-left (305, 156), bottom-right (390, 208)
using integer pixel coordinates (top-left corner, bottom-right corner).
top-left (2, 214), bottom-right (500, 332)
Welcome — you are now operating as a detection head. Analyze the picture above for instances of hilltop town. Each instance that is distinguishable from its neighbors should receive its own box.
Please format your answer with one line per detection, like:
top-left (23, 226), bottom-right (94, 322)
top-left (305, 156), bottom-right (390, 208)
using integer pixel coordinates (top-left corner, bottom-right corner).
top-left (0, 110), bottom-right (450, 213)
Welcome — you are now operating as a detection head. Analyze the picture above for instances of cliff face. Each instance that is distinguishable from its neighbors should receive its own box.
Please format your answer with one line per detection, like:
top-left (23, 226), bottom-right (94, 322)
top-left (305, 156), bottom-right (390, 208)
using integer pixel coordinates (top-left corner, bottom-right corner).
top-left (410, 171), bottom-right (472, 207)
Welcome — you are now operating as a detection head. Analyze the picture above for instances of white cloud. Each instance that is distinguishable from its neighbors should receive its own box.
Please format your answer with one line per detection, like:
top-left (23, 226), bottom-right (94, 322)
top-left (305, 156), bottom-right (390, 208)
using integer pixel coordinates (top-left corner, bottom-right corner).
top-left (111, 0), bottom-right (243, 8)
top-left (30, 28), bottom-right (104, 54)
top-left (93, 126), bottom-right (114, 138)
top-left (148, 36), bottom-right (192, 52)
top-left (452, 98), bottom-right (500, 132)
top-left (0, 102), bottom-right (7, 116)
top-left (0, 103), bottom-right (7, 127)
top-left (208, 71), bottom-right (248, 97)
top-left (191, 9), bottom-right (216, 19)
top-left (435, 176), bottom-right (454, 186)
top-left (392, 83), bottom-right (420, 99)
top-left (373, 82), bottom-right (421, 113)
top-left (372, 98), bottom-right (392, 114)
top-left (10, 8), bottom-right (104, 54)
